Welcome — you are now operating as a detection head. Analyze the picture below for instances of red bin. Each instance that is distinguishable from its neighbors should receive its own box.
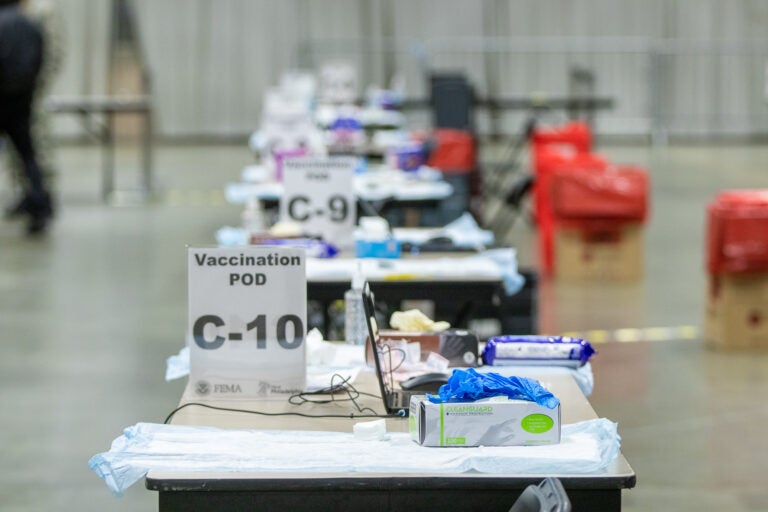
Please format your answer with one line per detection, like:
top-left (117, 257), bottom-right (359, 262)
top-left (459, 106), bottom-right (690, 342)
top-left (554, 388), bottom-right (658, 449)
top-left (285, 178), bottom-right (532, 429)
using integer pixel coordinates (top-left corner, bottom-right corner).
top-left (707, 190), bottom-right (768, 275)
top-left (532, 146), bottom-right (607, 275)
top-left (426, 128), bottom-right (477, 174)
top-left (551, 165), bottom-right (648, 222)
top-left (705, 190), bottom-right (768, 349)
top-left (531, 121), bottom-right (592, 155)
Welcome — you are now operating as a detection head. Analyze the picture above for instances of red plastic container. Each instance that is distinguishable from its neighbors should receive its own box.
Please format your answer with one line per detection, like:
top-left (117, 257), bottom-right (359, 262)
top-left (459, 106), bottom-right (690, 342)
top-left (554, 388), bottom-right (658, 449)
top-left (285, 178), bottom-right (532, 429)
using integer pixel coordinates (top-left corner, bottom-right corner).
top-left (532, 146), bottom-right (607, 275)
top-left (529, 122), bottom-right (596, 274)
top-left (551, 165), bottom-right (648, 222)
top-left (531, 121), bottom-right (592, 154)
top-left (426, 129), bottom-right (477, 174)
top-left (707, 190), bottom-right (768, 274)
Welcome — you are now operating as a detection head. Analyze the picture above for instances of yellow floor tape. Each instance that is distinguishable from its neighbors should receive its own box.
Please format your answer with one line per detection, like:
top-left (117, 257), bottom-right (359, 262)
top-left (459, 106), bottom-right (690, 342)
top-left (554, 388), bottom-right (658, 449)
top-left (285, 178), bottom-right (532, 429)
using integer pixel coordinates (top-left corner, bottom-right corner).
top-left (559, 325), bottom-right (700, 344)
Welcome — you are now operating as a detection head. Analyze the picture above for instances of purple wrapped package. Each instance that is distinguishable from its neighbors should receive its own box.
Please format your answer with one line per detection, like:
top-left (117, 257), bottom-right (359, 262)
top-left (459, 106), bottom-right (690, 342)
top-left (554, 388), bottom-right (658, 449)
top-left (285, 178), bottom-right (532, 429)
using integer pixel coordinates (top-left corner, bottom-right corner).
top-left (483, 335), bottom-right (595, 368)
top-left (387, 143), bottom-right (425, 172)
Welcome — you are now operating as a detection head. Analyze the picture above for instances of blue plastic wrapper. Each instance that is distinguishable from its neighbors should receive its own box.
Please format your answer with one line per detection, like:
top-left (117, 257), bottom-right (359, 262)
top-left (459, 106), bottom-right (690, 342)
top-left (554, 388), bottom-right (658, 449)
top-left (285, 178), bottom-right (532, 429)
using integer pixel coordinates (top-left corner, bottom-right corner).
top-left (331, 117), bottom-right (363, 131)
top-left (427, 368), bottom-right (560, 409)
top-left (483, 335), bottom-right (595, 368)
top-left (354, 157), bottom-right (368, 175)
top-left (356, 238), bottom-right (401, 258)
top-left (260, 238), bottom-right (339, 258)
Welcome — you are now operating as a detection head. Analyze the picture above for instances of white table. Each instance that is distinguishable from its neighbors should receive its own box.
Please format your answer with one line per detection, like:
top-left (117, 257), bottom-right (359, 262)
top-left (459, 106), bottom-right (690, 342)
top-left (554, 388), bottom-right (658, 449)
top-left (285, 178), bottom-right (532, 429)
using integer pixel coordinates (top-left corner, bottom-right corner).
top-left (227, 166), bottom-right (453, 205)
top-left (146, 372), bottom-right (635, 511)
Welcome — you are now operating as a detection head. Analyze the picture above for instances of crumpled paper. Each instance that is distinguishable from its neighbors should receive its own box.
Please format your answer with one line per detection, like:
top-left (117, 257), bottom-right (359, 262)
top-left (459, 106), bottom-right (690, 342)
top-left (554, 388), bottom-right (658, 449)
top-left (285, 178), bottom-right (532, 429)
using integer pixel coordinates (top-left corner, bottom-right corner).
top-left (390, 309), bottom-right (450, 332)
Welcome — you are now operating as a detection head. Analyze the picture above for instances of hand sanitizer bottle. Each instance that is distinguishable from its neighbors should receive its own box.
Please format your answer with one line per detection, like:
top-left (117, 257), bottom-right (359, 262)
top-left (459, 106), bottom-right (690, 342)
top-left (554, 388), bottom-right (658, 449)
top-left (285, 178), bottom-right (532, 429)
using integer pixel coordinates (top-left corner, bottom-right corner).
top-left (344, 265), bottom-right (367, 345)
top-left (242, 197), bottom-right (265, 243)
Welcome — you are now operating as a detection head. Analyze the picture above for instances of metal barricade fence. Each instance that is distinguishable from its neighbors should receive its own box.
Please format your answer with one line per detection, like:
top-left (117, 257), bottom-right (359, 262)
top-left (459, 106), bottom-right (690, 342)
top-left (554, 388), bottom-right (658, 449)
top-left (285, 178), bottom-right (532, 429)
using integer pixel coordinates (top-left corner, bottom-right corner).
top-left (298, 36), bottom-right (768, 142)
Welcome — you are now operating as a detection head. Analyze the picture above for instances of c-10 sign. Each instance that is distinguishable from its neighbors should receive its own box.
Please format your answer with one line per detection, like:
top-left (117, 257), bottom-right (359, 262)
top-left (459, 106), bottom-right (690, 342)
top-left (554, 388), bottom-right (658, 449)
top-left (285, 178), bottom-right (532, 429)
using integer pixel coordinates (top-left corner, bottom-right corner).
top-left (186, 246), bottom-right (306, 399)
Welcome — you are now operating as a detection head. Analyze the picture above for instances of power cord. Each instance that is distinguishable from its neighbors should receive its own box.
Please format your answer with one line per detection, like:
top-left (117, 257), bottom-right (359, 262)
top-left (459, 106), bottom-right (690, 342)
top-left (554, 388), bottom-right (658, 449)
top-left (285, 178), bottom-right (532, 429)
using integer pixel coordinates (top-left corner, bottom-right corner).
top-left (163, 402), bottom-right (398, 425)
top-left (288, 373), bottom-right (380, 416)
top-left (163, 373), bottom-right (403, 424)
top-left (380, 344), bottom-right (406, 373)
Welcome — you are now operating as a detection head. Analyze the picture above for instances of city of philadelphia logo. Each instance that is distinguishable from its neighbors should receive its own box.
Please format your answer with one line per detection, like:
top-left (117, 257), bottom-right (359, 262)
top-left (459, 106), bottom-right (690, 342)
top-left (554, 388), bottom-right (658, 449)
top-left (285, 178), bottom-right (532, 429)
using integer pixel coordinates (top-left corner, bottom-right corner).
top-left (195, 380), bottom-right (211, 396)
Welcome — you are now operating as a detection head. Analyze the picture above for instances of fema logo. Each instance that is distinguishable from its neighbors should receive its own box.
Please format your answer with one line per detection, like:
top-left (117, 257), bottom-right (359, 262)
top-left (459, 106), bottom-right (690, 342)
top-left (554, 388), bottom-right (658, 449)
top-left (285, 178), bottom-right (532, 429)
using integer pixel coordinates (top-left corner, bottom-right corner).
top-left (195, 380), bottom-right (211, 396)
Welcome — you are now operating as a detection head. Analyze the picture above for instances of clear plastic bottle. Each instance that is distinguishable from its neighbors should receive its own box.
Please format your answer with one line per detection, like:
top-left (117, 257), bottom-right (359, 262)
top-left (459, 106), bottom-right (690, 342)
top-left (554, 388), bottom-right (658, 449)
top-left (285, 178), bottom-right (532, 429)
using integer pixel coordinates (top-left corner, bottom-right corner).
top-left (241, 197), bottom-right (265, 243)
top-left (344, 266), bottom-right (367, 345)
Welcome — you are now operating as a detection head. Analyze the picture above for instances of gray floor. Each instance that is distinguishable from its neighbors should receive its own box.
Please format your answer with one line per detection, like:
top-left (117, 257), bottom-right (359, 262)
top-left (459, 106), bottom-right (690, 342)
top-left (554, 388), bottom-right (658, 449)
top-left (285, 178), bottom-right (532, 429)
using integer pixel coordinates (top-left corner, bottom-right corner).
top-left (1, 141), bottom-right (767, 511)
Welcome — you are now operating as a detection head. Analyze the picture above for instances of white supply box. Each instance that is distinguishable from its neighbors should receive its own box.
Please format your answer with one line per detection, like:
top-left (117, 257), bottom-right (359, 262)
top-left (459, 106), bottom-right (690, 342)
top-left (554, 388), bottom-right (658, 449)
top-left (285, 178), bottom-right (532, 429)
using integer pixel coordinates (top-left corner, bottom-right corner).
top-left (409, 396), bottom-right (560, 447)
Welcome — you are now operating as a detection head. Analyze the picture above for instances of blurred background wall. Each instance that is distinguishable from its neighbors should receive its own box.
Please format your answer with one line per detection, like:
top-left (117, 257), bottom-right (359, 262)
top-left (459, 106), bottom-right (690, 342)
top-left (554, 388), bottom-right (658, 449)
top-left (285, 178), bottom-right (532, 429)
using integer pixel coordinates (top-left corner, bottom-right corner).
top-left (55, 0), bottom-right (768, 140)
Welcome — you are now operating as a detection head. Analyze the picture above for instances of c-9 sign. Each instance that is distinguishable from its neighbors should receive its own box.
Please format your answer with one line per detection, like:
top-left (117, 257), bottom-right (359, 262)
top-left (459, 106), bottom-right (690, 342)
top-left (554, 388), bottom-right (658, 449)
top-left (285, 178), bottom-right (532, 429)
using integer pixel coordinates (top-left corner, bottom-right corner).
top-left (286, 194), bottom-right (350, 223)
top-left (280, 158), bottom-right (356, 248)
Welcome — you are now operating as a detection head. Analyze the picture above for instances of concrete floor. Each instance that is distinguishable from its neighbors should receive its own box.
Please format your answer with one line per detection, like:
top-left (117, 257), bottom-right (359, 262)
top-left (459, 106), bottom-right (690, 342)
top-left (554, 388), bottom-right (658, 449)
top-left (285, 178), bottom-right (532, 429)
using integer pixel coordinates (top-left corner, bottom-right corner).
top-left (1, 141), bottom-right (767, 511)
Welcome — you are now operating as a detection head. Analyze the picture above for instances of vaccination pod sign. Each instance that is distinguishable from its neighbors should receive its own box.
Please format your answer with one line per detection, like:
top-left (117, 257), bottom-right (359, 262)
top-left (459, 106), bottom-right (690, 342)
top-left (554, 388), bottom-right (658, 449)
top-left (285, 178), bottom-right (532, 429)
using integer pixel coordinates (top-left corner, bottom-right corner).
top-left (280, 157), bottom-right (356, 249)
top-left (187, 246), bottom-right (306, 399)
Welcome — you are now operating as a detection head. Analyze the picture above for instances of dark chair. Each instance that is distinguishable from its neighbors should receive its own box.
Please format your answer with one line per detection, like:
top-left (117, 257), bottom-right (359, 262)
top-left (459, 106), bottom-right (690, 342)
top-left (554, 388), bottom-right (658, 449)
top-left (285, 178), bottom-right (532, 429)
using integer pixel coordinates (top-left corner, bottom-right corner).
top-left (508, 477), bottom-right (571, 512)
top-left (426, 73), bottom-right (482, 223)
top-left (429, 73), bottom-right (475, 131)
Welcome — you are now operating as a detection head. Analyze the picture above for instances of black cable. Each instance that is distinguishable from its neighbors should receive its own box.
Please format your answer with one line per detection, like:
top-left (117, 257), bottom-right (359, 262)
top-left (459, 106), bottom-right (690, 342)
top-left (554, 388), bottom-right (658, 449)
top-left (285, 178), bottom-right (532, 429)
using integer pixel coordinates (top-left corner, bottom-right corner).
top-left (380, 345), bottom-right (406, 373)
top-left (288, 373), bottom-right (358, 404)
top-left (327, 373), bottom-right (380, 415)
top-left (288, 373), bottom-right (379, 416)
top-left (164, 373), bottom-right (401, 424)
top-left (163, 402), bottom-right (401, 425)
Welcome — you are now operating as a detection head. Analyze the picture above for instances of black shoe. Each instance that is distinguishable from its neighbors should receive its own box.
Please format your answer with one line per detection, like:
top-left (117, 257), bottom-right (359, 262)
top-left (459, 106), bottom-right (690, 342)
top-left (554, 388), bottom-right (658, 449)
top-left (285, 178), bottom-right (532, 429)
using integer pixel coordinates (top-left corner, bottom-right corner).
top-left (5, 193), bottom-right (55, 220)
top-left (4, 196), bottom-right (30, 220)
top-left (26, 213), bottom-right (50, 235)
top-left (23, 192), bottom-right (55, 235)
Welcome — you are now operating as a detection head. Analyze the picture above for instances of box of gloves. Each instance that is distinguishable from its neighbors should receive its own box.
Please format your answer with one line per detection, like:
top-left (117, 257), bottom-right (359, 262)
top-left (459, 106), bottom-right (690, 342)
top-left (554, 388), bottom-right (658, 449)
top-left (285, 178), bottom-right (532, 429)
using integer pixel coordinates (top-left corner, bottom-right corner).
top-left (409, 395), bottom-right (560, 447)
top-left (409, 369), bottom-right (562, 447)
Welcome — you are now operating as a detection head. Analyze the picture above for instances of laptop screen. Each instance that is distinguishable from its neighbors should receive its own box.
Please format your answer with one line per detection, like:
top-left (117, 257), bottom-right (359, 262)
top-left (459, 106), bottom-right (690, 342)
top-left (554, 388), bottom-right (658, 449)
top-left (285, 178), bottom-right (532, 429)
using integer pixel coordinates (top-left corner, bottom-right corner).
top-left (362, 282), bottom-right (402, 399)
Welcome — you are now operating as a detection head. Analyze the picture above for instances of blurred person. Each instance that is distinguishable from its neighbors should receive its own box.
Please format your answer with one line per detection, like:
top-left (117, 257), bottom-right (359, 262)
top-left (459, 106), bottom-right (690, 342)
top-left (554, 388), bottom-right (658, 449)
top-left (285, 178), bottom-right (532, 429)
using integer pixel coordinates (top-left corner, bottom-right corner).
top-left (0, 0), bottom-right (53, 234)
top-left (5, 0), bottom-right (63, 223)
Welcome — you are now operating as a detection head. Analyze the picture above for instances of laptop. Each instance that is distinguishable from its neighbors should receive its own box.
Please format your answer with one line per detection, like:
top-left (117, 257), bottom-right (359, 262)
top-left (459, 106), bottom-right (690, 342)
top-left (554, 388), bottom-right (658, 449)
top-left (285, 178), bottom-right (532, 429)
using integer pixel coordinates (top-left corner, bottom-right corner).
top-left (362, 282), bottom-right (416, 415)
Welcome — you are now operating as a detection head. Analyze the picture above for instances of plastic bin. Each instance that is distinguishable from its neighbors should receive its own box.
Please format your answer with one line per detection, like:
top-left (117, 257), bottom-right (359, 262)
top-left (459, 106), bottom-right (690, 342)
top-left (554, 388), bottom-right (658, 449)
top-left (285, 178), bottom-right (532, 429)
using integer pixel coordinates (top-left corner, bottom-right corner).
top-left (705, 190), bottom-right (768, 349)
top-left (532, 147), bottom-right (607, 275)
top-left (551, 165), bottom-right (648, 222)
top-left (508, 477), bottom-right (571, 512)
top-left (707, 190), bottom-right (768, 275)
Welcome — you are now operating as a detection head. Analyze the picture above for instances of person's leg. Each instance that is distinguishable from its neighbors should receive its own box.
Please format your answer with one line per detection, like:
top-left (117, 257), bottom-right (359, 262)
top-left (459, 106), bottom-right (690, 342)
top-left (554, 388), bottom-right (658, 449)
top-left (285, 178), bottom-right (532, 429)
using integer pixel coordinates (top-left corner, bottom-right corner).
top-left (2, 98), bottom-right (53, 233)
top-left (5, 95), bottom-right (56, 218)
